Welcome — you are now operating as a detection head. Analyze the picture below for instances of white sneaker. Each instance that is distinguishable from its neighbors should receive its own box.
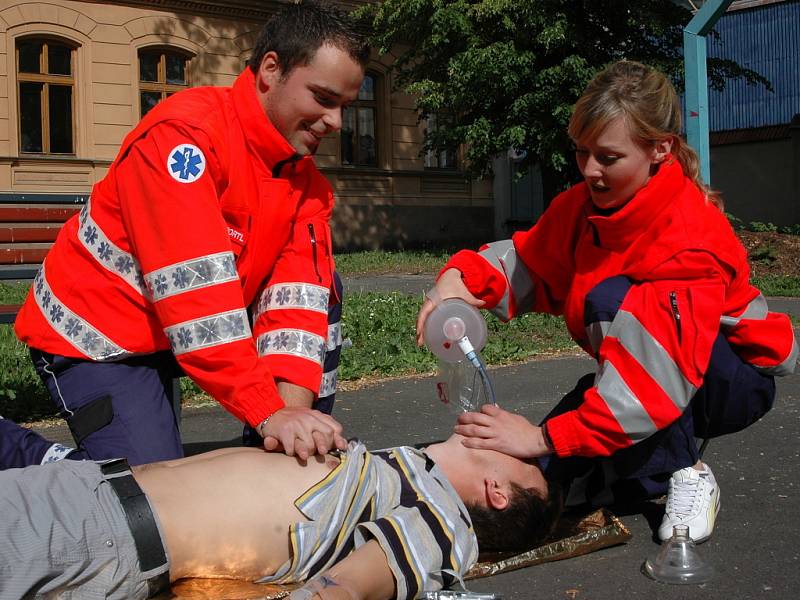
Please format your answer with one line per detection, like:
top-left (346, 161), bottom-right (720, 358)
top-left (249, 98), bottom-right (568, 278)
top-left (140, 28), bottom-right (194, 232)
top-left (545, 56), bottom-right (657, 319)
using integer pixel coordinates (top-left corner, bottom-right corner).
top-left (657, 463), bottom-right (721, 543)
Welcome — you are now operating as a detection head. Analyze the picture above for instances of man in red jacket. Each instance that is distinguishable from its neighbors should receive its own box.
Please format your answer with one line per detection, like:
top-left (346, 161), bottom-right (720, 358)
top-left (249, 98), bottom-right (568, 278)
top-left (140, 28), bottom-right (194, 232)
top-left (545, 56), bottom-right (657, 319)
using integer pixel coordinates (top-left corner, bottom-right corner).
top-left (14, 1), bottom-right (368, 465)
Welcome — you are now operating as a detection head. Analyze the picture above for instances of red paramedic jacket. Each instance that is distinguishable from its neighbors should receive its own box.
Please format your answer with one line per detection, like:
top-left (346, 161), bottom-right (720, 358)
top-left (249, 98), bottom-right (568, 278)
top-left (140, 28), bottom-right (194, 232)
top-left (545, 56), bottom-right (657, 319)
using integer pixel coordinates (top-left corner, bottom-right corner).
top-left (15, 69), bottom-right (336, 428)
top-left (445, 158), bottom-right (798, 458)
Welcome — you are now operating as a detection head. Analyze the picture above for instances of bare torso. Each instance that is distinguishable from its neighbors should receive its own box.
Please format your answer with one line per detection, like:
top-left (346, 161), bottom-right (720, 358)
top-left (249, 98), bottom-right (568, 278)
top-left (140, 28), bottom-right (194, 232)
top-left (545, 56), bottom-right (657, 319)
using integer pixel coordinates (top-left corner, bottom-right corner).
top-left (133, 447), bottom-right (338, 581)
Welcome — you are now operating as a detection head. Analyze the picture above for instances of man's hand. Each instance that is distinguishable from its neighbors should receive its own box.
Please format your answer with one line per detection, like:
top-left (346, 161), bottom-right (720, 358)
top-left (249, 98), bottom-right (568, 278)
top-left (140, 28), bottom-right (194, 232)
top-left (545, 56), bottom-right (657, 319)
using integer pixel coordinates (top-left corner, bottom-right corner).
top-left (261, 407), bottom-right (347, 460)
top-left (454, 404), bottom-right (553, 458)
top-left (416, 268), bottom-right (485, 346)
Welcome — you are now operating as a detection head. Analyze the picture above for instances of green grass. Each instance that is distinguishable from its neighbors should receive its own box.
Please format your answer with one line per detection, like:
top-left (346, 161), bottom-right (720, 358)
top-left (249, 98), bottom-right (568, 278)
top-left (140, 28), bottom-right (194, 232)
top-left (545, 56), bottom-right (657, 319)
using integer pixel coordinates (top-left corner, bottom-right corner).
top-left (4, 251), bottom-right (800, 421)
top-left (0, 282), bottom-right (31, 303)
top-left (752, 275), bottom-right (800, 297)
top-left (0, 288), bottom-right (576, 421)
top-left (334, 249), bottom-right (452, 276)
top-left (338, 291), bottom-right (576, 381)
top-left (0, 325), bottom-right (53, 421)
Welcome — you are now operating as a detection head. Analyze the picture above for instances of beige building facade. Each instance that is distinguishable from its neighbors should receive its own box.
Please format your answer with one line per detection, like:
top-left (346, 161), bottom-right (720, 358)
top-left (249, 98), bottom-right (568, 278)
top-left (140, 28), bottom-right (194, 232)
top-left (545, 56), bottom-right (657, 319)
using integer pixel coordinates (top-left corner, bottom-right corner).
top-left (0, 0), bottom-right (493, 251)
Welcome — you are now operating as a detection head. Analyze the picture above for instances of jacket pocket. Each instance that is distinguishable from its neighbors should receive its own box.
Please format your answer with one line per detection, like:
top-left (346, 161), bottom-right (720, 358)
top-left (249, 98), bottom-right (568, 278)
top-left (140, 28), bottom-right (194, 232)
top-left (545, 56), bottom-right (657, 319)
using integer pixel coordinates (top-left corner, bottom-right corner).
top-left (305, 218), bottom-right (334, 291)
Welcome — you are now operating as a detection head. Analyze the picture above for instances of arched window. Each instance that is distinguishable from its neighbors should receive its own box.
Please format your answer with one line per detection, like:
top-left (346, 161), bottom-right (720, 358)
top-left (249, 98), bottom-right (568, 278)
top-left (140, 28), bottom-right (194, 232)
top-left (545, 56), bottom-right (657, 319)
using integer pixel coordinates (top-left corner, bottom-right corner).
top-left (341, 73), bottom-right (378, 167)
top-left (17, 38), bottom-right (76, 154)
top-left (138, 48), bottom-right (192, 118)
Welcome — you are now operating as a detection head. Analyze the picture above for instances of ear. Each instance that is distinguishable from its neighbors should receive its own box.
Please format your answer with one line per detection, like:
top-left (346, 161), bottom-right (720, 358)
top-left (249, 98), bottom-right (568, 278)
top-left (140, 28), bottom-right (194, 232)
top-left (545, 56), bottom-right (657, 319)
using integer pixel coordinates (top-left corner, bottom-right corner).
top-left (651, 136), bottom-right (674, 164)
top-left (256, 51), bottom-right (282, 88)
top-left (484, 478), bottom-right (510, 511)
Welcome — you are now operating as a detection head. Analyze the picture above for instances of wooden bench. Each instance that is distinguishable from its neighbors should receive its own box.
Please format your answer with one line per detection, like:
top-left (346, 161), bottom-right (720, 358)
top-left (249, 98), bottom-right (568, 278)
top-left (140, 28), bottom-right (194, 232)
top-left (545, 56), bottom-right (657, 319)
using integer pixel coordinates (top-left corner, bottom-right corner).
top-left (0, 194), bottom-right (86, 324)
top-left (0, 193), bottom-right (185, 422)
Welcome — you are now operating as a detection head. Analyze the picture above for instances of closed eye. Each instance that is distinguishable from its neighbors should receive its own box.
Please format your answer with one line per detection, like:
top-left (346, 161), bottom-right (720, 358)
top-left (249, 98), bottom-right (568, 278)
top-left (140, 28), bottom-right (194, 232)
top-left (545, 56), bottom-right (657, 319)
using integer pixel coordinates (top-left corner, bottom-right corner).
top-left (314, 93), bottom-right (337, 109)
top-left (597, 154), bottom-right (619, 165)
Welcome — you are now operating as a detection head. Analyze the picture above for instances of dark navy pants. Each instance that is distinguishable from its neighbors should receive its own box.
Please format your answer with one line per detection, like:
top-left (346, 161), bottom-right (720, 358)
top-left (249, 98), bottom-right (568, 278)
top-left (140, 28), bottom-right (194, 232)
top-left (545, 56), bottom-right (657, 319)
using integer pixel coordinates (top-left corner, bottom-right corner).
top-left (0, 417), bottom-right (89, 469)
top-left (541, 276), bottom-right (776, 505)
top-left (29, 350), bottom-right (184, 466)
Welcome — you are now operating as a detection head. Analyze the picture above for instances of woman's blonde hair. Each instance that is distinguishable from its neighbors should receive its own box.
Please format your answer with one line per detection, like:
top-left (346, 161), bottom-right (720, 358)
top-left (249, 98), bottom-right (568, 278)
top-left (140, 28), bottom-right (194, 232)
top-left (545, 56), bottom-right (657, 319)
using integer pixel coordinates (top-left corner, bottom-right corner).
top-left (568, 60), bottom-right (722, 209)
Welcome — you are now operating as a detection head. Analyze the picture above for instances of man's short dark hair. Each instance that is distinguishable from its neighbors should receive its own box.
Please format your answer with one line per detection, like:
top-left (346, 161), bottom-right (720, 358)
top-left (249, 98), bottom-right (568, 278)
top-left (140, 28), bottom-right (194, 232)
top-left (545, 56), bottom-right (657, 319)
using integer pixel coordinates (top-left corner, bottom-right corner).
top-left (466, 482), bottom-right (564, 553)
top-left (248, 0), bottom-right (370, 76)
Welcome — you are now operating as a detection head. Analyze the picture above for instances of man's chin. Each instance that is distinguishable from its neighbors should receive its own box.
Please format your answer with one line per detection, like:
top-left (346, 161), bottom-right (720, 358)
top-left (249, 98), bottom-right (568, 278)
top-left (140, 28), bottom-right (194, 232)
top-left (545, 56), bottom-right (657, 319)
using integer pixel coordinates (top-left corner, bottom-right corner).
top-left (290, 143), bottom-right (318, 157)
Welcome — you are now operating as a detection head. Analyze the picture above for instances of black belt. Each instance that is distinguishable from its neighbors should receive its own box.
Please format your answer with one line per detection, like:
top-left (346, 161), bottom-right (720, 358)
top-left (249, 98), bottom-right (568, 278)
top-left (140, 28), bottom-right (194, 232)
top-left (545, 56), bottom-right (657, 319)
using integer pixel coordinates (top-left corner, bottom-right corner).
top-left (101, 459), bottom-right (170, 598)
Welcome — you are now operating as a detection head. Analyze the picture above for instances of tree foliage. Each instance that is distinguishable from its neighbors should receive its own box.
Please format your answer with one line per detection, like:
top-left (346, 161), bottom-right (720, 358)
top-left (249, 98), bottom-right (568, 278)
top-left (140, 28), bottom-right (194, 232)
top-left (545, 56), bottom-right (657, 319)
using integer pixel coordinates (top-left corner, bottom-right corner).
top-left (357, 0), bottom-right (770, 188)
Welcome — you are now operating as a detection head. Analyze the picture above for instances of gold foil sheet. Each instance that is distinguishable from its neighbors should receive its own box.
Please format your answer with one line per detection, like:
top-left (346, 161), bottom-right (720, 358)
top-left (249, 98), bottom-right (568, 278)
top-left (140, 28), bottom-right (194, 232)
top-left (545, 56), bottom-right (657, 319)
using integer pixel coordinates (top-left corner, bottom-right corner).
top-left (163, 509), bottom-right (629, 599)
top-left (466, 508), bottom-right (631, 579)
top-left (164, 578), bottom-right (296, 599)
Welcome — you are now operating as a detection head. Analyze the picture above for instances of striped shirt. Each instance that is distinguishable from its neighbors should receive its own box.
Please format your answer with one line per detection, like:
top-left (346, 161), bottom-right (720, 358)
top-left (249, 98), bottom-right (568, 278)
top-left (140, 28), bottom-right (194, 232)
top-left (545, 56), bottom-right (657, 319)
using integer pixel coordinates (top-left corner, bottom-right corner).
top-left (257, 441), bottom-right (478, 599)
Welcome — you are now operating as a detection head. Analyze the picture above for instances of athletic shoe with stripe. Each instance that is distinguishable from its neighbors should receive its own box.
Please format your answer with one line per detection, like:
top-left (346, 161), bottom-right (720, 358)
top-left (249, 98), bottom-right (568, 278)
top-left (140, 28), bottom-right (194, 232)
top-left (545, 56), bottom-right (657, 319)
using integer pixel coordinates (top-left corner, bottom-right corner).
top-left (658, 463), bottom-right (721, 543)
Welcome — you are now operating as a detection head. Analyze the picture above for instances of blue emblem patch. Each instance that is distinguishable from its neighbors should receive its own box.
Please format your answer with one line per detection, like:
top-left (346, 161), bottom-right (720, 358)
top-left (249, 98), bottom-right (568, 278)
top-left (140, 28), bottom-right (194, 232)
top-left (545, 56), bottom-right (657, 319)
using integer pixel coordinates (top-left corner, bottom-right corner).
top-left (167, 143), bottom-right (206, 183)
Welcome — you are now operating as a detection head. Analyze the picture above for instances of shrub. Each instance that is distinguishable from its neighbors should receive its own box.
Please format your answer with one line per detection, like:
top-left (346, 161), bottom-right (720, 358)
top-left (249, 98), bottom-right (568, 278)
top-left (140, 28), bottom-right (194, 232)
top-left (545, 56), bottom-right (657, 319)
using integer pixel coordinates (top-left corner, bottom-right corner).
top-left (748, 221), bottom-right (778, 233)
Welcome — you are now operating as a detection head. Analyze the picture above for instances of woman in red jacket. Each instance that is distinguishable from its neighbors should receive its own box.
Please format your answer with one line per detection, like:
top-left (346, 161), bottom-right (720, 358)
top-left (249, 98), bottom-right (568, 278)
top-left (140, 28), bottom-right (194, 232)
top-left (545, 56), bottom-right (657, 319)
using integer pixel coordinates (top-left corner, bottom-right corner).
top-left (417, 60), bottom-right (797, 543)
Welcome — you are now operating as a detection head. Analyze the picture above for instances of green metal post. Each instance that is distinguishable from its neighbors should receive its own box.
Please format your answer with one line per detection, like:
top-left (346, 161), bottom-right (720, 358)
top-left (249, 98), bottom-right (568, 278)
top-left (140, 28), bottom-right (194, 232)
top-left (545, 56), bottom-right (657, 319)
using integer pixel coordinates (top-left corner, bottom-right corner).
top-left (683, 0), bottom-right (734, 184)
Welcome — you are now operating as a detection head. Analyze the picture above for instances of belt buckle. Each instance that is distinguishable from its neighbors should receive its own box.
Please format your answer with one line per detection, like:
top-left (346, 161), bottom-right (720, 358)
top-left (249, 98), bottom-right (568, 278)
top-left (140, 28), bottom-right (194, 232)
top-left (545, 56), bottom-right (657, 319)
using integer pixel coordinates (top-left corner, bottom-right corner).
top-left (100, 457), bottom-right (130, 476)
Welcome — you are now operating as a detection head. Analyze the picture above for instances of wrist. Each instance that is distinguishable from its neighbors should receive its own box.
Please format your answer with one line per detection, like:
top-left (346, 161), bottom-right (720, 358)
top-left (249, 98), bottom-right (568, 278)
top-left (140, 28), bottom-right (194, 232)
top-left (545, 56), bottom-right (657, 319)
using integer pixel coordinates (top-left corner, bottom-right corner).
top-left (541, 422), bottom-right (555, 453)
top-left (255, 415), bottom-right (272, 438)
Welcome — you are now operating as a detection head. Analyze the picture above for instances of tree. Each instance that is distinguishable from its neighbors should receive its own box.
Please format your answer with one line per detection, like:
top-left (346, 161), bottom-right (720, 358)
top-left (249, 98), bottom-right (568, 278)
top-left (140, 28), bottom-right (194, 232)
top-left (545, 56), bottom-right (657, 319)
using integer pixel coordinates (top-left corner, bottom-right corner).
top-left (358, 0), bottom-right (770, 193)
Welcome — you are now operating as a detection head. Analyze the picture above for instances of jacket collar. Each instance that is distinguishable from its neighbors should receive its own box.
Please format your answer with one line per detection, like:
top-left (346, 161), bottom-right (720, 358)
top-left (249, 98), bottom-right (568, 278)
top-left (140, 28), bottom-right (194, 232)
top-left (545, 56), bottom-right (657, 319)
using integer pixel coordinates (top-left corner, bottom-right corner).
top-left (232, 69), bottom-right (312, 177)
top-left (585, 157), bottom-right (684, 251)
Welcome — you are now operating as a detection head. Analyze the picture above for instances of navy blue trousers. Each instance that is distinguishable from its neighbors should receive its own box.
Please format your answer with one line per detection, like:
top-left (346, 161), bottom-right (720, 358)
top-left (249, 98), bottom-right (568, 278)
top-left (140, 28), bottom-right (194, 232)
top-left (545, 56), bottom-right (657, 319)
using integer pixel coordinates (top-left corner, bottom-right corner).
top-left (541, 276), bottom-right (776, 505)
top-left (29, 350), bottom-right (184, 466)
top-left (25, 274), bottom-right (345, 466)
top-left (0, 417), bottom-right (89, 469)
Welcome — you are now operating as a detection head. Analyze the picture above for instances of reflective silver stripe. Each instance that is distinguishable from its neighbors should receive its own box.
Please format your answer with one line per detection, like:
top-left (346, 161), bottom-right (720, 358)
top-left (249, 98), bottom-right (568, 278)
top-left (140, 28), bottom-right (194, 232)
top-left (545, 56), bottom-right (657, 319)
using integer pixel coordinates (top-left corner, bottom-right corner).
top-left (612, 310), bottom-right (696, 412)
top-left (326, 321), bottom-right (342, 351)
top-left (255, 282), bottom-right (330, 320)
top-left (40, 443), bottom-right (74, 464)
top-left (256, 328), bottom-right (325, 365)
top-left (318, 369), bottom-right (338, 397)
top-left (32, 264), bottom-right (133, 361)
top-left (77, 198), bottom-right (147, 296)
top-left (165, 309), bottom-right (251, 356)
top-left (478, 239), bottom-right (536, 320)
top-left (720, 294), bottom-right (769, 328)
top-left (145, 251), bottom-right (238, 302)
top-left (719, 295), bottom-right (797, 376)
top-left (719, 294), bottom-right (769, 327)
top-left (595, 360), bottom-right (657, 443)
top-left (754, 335), bottom-right (799, 377)
top-left (586, 320), bottom-right (611, 354)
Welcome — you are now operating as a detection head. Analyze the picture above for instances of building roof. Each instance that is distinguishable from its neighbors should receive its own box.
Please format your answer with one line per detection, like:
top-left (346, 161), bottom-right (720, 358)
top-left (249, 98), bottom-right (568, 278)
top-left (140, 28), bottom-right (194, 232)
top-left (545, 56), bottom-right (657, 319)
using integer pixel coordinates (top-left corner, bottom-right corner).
top-left (707, 0), bottom-right (800, 131)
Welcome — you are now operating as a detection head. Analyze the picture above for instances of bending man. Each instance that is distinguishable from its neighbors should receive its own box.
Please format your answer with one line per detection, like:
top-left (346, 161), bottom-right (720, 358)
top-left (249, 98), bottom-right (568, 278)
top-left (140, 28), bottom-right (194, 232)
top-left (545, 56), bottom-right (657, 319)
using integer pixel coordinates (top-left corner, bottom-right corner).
top-left (13, 1), bottom-right (367, 464)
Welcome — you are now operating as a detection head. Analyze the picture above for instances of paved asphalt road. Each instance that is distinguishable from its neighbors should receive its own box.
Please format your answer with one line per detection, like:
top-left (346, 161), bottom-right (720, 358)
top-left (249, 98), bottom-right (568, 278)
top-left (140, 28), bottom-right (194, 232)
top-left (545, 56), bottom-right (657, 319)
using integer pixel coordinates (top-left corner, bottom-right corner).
top-left (29, 278), bottom-right (800, 599)
top-left (32, 353), bottom-right (800, 600)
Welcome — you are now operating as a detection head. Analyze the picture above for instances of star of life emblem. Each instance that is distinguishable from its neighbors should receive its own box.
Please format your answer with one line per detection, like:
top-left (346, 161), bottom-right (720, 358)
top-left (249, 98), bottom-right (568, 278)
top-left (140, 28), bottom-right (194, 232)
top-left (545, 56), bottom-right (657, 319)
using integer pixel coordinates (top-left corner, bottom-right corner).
top-left (167, 143), bottom-right (206, 183)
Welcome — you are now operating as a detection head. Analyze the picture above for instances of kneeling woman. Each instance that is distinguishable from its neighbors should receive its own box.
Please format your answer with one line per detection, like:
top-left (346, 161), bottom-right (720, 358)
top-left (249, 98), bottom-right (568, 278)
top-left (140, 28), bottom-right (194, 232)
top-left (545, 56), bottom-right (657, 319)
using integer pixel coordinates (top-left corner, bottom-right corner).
top-left (417, 59), bottom-right (797, 543)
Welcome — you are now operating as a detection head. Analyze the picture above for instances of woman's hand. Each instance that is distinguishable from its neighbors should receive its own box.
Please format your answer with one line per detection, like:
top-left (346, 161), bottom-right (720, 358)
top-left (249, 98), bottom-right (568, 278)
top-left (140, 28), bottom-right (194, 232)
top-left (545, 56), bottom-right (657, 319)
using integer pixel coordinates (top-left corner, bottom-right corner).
top-left (416, 268), bottom-right (485, 346)
top-left (454, 404), bottom-right (553, 458)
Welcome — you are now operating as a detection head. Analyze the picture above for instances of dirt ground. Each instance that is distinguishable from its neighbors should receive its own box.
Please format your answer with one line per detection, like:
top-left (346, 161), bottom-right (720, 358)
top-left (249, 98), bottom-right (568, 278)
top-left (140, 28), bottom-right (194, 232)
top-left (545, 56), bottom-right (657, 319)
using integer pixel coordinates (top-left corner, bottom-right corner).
top-left (738, 231), bottom-right (800, 278)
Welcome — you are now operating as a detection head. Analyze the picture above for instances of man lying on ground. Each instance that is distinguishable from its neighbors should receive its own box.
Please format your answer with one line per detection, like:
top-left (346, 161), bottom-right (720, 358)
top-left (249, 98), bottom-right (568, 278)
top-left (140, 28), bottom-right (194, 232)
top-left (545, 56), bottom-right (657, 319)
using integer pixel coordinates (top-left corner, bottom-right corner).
top-left (0, 418), bottom-right (562, 600)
